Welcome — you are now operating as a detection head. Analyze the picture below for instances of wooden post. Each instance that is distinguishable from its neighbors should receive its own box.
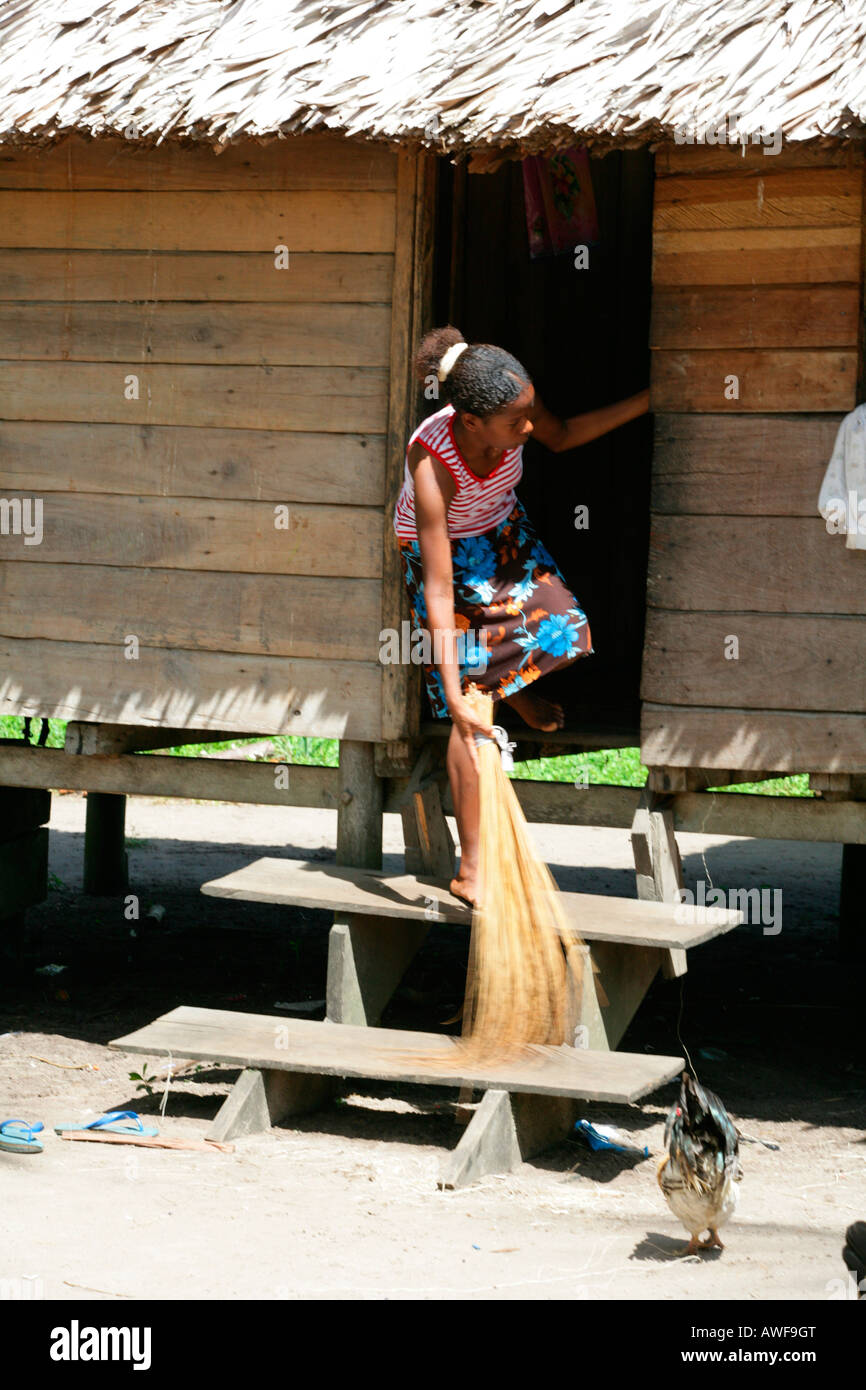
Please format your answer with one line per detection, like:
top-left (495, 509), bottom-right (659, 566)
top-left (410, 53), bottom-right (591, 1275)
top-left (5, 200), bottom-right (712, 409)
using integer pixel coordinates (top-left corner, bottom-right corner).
top-left (336, 741), bottom-right (383, 871)
top-left (631, 784), bottom-right (687, 978)
top-left (83, 792), bottom-right (128, 894)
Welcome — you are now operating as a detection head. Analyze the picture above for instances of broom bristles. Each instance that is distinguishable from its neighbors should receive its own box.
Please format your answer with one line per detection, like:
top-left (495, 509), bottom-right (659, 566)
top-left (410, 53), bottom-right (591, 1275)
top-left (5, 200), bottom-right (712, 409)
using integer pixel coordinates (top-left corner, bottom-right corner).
top-left (388, 684), bottom-right (585, 1072)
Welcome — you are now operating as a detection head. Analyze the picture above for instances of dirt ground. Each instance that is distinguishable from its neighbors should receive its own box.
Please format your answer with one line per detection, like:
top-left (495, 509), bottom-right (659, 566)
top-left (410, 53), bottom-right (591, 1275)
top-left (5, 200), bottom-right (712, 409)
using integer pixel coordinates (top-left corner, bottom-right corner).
top-left (1, 791), bottom-right (864, 1301)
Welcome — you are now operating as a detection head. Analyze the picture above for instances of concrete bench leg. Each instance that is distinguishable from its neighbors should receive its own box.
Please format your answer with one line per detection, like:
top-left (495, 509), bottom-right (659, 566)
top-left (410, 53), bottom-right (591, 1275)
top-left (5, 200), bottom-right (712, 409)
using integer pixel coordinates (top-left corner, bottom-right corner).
top-left (577, 940), bottom-right (666, 1050)
top-left (207, 1067), bottom-right (338, 1142)
top-left (439, 1088), bottom-right (578, 1189)
top-left (326, 912), bottom-right (430, 1026)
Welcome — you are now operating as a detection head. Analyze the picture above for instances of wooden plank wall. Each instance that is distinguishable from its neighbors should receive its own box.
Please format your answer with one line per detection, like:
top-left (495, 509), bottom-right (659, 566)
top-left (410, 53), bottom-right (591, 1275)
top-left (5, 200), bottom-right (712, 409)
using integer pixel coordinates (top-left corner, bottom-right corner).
top-left (0, 134), bottom-right (410, 741)
top-left (643, 140), bottom-right (866, 772)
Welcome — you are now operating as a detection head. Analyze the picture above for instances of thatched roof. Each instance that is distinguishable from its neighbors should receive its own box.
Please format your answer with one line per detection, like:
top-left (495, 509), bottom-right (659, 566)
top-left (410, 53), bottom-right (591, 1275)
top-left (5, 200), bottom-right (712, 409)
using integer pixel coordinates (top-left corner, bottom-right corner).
top-left (1, 0), bottom-right (865, 156)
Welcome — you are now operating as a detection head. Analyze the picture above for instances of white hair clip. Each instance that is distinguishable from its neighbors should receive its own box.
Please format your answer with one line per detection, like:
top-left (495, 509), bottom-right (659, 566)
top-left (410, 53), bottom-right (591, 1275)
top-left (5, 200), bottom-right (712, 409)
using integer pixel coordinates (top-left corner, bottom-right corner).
top-left (473, 724), bottom-right (516, 772)
top-left (437, 340), bottom-right (469, 382)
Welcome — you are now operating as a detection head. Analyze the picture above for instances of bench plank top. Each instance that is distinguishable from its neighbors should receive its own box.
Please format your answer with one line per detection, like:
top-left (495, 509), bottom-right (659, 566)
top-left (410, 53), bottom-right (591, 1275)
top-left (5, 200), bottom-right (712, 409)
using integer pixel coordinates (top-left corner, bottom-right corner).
top-left (110, 1006), bottom-right (683, 1103)
top-left (201, 857), bottom-right (742, 949)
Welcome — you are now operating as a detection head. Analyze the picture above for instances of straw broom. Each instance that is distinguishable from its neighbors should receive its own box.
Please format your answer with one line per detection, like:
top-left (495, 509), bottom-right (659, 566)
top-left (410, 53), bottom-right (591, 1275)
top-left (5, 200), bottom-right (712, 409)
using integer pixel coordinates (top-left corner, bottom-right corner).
top-left (391, 684), bottom-right (586, 1072)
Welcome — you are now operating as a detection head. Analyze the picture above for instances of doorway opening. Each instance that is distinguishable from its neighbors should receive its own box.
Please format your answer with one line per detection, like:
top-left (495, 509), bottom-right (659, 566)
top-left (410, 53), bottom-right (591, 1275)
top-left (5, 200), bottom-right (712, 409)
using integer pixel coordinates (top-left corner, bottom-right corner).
top-left (431, 148), bottom-right (655, 747)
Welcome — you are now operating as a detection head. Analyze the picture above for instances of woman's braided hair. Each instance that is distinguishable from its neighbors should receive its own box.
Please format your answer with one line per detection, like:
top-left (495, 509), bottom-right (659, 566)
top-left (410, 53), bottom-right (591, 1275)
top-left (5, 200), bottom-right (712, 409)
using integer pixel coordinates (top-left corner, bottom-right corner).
top-left (413, 326), bottom-right (530, 417)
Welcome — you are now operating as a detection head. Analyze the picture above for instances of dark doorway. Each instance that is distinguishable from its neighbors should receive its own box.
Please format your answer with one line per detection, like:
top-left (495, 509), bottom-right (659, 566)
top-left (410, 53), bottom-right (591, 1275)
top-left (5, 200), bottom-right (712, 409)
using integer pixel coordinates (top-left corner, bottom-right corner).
top-left (432, 149), bottom-right (655, 744)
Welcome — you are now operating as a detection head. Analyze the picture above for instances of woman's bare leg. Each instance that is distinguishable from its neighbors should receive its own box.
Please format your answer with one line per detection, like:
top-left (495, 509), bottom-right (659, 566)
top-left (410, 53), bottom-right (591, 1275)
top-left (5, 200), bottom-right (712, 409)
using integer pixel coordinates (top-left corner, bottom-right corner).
top-left (505, 653), bottom-right (580, 731)
top-left (446, 719), bottom-right (480, 906)
top-left (445, 656), bottom-right (581, 899)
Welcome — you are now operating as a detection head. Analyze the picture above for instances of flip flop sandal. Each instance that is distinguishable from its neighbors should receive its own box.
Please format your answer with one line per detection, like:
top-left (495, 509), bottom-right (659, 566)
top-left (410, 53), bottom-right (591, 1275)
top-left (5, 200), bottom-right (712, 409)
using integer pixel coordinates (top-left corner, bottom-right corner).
top-left (0, 1119), bottom-right (44, 1154)
top-left (53, 1110), bottom-right (158, 1137)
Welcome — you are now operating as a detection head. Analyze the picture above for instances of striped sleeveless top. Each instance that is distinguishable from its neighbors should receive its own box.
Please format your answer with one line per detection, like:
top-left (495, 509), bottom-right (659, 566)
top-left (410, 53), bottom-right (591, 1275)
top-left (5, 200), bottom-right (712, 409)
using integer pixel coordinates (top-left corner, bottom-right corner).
top-left (393, 403), bottom-right (523, 540)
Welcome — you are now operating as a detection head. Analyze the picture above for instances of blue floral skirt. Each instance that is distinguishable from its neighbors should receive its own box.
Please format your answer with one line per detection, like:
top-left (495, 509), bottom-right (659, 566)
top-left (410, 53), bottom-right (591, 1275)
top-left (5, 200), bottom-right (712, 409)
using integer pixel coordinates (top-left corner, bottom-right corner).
top-left (397, 499), bottom-right (594, 719)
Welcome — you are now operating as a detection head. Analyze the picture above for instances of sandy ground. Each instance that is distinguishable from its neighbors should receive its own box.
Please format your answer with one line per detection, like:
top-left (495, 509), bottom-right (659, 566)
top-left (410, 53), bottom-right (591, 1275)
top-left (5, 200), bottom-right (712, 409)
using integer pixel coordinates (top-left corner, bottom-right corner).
top-left (1, 791), bottom-right (864, 1301)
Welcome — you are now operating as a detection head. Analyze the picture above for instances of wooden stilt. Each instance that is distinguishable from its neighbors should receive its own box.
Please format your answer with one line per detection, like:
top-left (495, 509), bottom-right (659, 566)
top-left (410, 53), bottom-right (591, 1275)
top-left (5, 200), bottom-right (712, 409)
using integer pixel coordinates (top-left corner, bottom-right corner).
top-left (336, 741), bottom-right (383, 871)
top-left (83, 791), bottom-right (128, 894)
top-left (631, 785), bottom-right (687, 978)
top-left (400, 780), bottom-right (455, 879)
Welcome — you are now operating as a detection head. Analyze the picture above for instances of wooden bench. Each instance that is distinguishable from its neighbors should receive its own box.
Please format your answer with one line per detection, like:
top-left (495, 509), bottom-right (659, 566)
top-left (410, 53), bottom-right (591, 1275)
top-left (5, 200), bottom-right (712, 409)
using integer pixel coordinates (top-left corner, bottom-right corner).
top-left (200, 857), bottom-right (743, 1050)
top-left (109, 1005), bottom-right (684, 1188)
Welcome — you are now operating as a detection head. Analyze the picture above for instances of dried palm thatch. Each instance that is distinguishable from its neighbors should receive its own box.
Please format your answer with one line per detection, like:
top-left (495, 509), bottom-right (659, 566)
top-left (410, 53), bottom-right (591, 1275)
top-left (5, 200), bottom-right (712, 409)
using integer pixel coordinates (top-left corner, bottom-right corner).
top-left (0, 1), bottom-right (865, 157)
top-left (390, 685), bottom-right (585, 1073)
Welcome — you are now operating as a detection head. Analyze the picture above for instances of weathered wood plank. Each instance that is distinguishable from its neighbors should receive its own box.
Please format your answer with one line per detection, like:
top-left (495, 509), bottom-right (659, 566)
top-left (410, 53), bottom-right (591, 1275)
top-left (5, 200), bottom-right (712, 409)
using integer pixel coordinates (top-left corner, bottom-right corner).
top-left (641, 611), bottom-right (866, 712)
top-left (0, 133), bottom-right (398, 191)
top-left (0, 564), bottom-right (381, 661)
top-left (109, 1004), bottom-right (684, 1103)
top-left (654, 141), bottom-right (860, 176)
top-left (650, 348), bottom-right (856, 412)
top-left (0, 745), bottom-right (342, 806)
top-left (641, 704), bottom-right (866, 774)
top-left (653, 168), bottom-right (862, 230)
top-left (652, 226), bottom-right (862, 285)
top-left (433, 781), bottom-right (643, 829)
top-left (0, 251), bottom-right (391, 303)
top-left (380, 151), bottom-right (431, 742)
top-left (650, 413), bottom-right (842, 515)
top-left (651, 285), bottom-right (860, 349)
top-left (0, 637), bottom-right (381, 738)
top-left (0, 363), bottom-right (388, 431)
top-left (201, 857), bottom-right (742, 946)
top-left (0, 494), bottom-right (383, 579)
top-left (0, 421), bottom-right (386, 504)
top-left (0, 302), bottom-right (392, 366)
top-left (673, 788), bottom-right (866, 839)
top-left (0, 191), bottom-right (396, 252)
top-left (1, 743), bottom-right (864, 837)
top-left (647, 515), bottom-right (864, 614)
top-left (0, 249), bottom-right (393, 302)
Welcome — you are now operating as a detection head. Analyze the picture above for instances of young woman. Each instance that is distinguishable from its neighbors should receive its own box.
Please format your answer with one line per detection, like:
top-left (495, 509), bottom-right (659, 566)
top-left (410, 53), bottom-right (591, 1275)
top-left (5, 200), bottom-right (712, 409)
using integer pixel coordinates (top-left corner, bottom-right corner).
top-left (394, 325), bottom-right (649, 906)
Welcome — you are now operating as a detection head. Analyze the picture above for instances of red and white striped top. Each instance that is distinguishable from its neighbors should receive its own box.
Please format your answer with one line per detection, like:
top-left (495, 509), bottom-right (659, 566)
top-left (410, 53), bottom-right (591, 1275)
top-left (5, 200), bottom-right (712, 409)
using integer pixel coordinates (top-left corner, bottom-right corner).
top-left (393, 404), bottom-right (522, 540)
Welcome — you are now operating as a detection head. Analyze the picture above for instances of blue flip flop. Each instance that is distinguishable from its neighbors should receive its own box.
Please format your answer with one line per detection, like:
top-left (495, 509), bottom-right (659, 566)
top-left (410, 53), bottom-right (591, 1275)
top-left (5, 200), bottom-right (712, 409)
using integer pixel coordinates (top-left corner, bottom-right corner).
top-left (53, 1110), bottom-right (158, 1137)
top-left (0, 1119), bottom-right (44, 1154)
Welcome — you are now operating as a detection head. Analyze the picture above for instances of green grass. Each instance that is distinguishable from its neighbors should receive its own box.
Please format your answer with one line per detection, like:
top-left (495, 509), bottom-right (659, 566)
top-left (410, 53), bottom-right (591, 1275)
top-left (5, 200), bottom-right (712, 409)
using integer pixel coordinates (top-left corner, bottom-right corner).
top-left (1, 715), bottom-right (812, 794)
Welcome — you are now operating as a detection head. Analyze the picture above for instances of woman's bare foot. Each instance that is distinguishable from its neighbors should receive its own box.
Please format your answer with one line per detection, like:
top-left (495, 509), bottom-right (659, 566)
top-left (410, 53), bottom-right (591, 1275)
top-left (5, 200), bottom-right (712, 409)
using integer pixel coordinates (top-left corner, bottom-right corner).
top-left (449, 873), bottom-right (478, 908)
top-left (506, 689), bottom-right (565, 732)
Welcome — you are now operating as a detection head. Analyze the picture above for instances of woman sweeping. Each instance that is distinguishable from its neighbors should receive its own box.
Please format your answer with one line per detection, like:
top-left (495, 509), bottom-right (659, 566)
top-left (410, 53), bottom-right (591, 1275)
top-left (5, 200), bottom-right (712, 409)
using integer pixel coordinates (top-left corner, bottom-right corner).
top-left (394, 325), bottom-right (649, 907)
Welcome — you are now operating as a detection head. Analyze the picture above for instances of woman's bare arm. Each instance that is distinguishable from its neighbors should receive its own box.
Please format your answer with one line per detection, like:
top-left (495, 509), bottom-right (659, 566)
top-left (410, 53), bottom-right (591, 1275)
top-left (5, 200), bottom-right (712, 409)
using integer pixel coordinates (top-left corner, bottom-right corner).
top-left (411, 444), bottom-right (493, 765)
top-left (530, 388), bottom-right (650, 453)
top-left (412, 448), bottom-right (463, 711)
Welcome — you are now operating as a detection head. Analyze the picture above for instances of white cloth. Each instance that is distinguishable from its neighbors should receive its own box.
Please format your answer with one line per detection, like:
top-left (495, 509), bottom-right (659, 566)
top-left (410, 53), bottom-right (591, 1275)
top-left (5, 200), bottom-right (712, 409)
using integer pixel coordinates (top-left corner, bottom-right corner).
top-left (818, 403), bottom-right (866, 549)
